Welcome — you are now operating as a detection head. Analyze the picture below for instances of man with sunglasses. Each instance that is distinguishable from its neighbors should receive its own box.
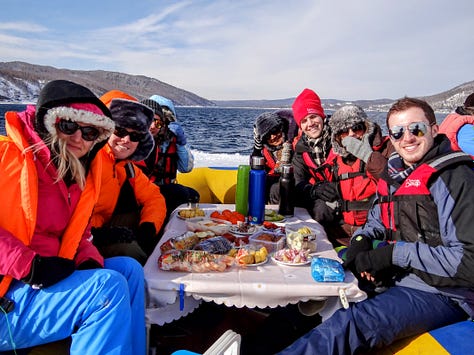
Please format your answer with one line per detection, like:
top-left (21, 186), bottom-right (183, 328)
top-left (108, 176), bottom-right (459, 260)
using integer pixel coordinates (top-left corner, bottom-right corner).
top-left (278, 97), bottom-right (474, 354)
top-left (91, 93), bottom-right (167, 265)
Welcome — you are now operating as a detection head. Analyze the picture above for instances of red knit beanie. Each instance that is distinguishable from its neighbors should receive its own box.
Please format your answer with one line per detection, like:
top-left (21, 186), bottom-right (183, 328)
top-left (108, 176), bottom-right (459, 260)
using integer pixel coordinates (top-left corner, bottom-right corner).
top-left (292, 88), bottom-right (326, 127)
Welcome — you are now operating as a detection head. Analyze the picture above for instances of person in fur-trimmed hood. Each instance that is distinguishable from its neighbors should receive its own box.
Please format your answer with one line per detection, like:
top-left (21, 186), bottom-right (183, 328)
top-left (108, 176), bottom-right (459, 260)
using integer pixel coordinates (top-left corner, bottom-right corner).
top-left (311, 105), bottom-right (394, 246)
top-left (250, 109), bottom-right (299, 203)
top-left (91, 91), bottom-right (167, 265)
top-left (0, 80), bottom-right (146, 354)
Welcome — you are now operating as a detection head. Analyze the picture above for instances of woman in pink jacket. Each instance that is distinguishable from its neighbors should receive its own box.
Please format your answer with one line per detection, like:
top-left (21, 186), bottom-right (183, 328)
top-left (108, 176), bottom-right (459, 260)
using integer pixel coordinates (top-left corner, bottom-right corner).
top-left (0, 80), bottom-right (146, 354)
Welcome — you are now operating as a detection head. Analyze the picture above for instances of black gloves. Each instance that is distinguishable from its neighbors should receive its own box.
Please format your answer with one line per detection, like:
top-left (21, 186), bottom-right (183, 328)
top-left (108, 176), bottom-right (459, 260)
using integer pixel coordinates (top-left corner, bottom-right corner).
top-left (92, 226), bottom-right (136, 247)
top-left (77, 259), bottom-right (102, 270)
top-left (136, 222), bottom-right (157, 256)
top-left (23, 255), bottom-right (75, 289)
top-left (354, 244), bottom-right (394, 275)
top-left (310, 182), bottom-right (339, 202)
top-left (343, 235), bottom-right (373, 270)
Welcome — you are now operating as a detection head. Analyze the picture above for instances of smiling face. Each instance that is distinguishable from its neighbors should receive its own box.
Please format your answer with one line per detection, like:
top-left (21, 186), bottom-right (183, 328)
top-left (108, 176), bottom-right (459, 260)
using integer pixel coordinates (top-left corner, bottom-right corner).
top-left (300, 114), bottom-right (324, 139)
top-left (388, 106), bottom-right (438, 166)
top-left (56, 121), bottom-right (97, 158)
top-left (108, 128), bottom-right (140, 160)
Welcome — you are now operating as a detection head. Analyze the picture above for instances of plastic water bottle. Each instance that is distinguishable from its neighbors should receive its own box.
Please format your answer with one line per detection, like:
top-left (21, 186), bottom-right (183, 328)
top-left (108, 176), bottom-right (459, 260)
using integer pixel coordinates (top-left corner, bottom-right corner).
top-left (248, 156), bottom-right (266, 225)
top-left (278, 164), bottom-right (295, 217)
top-left (235, 165), bottom-right (250, 216)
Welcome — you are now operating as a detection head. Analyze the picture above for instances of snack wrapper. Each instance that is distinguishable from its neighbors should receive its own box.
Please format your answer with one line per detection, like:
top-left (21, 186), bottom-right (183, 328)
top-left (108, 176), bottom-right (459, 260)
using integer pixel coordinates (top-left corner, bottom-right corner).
top-left (158, 250), bottom-right (234, 272)
top-left (194, 236), bottom-right (233, 254)
top-left (311, 257), bottom-right (345, 282)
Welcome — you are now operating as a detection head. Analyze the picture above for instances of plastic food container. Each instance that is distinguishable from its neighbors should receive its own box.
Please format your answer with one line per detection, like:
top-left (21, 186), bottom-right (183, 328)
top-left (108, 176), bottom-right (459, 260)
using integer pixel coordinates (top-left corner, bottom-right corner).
top-left (286, 227), bottom-right (317, 252)
top-left (249, 231), bottom-right (285, 254)
top-left (185, 217), bottom-right (232, 235)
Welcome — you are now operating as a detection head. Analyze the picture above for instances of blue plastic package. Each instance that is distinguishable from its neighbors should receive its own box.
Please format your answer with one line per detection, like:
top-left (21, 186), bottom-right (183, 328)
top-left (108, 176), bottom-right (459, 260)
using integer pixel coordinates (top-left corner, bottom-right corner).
top-left (311, 257), bottom-right (345, 282)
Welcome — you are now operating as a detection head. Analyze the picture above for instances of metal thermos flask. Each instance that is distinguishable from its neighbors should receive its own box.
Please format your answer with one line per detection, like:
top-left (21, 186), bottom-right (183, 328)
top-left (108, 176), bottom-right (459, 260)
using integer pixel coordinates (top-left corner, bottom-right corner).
top-left (248, 156), bottom-right (266, 225)
top-left (278, 164), bottom-right (295, 217)
top-left (235, 164), bottom-right (250, 216)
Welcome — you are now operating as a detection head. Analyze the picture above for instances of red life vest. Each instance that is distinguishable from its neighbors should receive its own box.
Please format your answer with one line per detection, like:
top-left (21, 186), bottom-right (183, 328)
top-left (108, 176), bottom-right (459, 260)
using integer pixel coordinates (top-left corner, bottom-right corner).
top-left (262, 147), bottom-right (279, 176)
top-left (330, 155), bottom-right (377, 226)
top-left (439, 113), bottom-right (474, 159)
top-left (142, 137), bottom-right (178, 185)
top-left (376, 151), bottom-right (472, 243)
top-left (302, 150), bottom-right (337, 184)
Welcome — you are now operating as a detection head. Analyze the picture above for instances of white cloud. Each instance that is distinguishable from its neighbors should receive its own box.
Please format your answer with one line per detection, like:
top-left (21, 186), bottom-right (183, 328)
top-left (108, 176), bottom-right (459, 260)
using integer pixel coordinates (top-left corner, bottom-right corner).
top-left (0, 0), bottom-right (473, 100)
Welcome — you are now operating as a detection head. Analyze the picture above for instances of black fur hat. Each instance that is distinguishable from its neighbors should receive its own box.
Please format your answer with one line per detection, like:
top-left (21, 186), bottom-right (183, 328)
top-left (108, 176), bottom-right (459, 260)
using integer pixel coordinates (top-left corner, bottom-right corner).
top-left (254, 111), bottom-right (289, 141)
top-left (36, 79), bottom-right (113, 139)
top-left (109, 98), bottom-right (155, 161)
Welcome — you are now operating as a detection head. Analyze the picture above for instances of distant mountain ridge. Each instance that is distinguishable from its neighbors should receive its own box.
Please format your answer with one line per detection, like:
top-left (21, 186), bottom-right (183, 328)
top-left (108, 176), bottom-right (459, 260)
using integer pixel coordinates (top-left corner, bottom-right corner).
top-left (0, 61), bottom-right (473, 112)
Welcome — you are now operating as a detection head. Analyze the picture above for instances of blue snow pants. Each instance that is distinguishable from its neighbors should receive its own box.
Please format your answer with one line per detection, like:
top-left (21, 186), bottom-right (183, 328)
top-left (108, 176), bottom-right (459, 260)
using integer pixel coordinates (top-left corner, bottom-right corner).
top-left (0, 256), bottom-right (146, 355)
top-left (278, 286), bottom-right (468, 355)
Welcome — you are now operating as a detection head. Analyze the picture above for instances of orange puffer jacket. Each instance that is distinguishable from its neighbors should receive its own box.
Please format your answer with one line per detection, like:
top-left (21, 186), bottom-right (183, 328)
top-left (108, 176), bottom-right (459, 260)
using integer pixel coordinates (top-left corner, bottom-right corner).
top-left (91, 144), bottom-right (166, 232)
top-left (0, 109), bottom-right (104, 297)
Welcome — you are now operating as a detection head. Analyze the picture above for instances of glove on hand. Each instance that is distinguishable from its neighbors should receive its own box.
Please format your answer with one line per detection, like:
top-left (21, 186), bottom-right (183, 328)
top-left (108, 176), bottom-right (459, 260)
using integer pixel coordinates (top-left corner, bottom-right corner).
top-left (250, 147), bottom-right (263, 160)
top-left (343, 235), bottom-right (373, 270)
top-left (253, 125), bottom-right (263, 151)
top-left (92, 226), bottom-right (136, 247)
top-left (168, 122), bottom-right (187, 145)
top-left (354, 244), bottom-right (394, 275)
top-left (310, 182), bottom-right (339, 202)
top-left (23, 255), bottom-right (75, 289)
top-left (342, 135), bottom-right (372, 163)
top-left (136, 222), bottom-right (157, 256)
top-left (77, 259), bottom-right (102, 270)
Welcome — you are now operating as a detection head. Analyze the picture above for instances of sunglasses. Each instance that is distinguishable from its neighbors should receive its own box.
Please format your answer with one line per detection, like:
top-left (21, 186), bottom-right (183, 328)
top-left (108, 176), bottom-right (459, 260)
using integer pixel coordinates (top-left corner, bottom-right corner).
top-left (389, 122), bottom-right (430, 141)
top-left (337, 122), bottom-right (366, 139)
top-left (114, 126), bottom-right (145, 142)
top-left (153, 119), bottom-right (164, 129)
top-left (56, 119), bottom-right (100, 141)
top-left (269, 126), bottom-right (283, 136)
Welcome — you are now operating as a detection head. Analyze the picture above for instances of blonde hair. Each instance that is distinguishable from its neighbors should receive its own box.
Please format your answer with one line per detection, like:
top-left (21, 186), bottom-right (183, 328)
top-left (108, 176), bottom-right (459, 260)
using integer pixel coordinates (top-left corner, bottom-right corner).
top-left (25, 135), bottom-right (87, 190)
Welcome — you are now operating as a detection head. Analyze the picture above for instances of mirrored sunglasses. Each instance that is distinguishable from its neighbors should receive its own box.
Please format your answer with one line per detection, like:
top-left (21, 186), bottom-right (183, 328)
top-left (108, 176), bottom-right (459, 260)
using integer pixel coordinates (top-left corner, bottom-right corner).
top-left (56, 119), bottom-right (100, 141)
top-left (114, 126), bottom-right (145, 142)
top-left (389, 122), bottom-right (430, 141)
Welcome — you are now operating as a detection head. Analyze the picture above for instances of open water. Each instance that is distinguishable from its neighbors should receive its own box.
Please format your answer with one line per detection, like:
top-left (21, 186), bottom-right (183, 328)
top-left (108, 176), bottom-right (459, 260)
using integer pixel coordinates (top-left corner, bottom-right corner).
top-left (0, 104), bottom-right (447, 167)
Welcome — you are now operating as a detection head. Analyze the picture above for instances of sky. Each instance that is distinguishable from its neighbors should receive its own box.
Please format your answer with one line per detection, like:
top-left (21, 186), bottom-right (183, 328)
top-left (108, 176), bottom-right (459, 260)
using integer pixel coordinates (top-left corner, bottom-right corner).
top-left (1, 0), bottom-right (473, 101)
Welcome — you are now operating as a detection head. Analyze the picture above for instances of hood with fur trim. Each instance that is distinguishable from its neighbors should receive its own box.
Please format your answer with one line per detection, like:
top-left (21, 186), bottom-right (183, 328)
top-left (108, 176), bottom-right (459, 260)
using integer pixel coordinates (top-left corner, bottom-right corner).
top-left (35, 80), bottom-right (113, 140)
top-left (109, 98), bottom-right (155, 161)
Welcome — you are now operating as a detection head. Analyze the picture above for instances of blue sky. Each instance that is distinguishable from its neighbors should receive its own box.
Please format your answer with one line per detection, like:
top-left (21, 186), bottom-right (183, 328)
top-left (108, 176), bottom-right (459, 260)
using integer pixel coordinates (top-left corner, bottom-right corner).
top-left (1, 0), bottom-right (473, 101)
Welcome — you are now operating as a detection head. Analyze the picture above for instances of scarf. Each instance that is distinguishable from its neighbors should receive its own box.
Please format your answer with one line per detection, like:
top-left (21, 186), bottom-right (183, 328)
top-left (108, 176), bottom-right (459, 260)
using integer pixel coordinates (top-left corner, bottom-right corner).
top-left (387, 151), bottom-right (417, 184)
top-left (304, 125), bottom-right (332, 166)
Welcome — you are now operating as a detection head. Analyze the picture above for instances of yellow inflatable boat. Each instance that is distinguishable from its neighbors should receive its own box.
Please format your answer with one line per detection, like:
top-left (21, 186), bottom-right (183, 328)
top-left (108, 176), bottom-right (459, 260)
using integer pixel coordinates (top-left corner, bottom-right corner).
top-left (176, 167), bottom-right (238, 204)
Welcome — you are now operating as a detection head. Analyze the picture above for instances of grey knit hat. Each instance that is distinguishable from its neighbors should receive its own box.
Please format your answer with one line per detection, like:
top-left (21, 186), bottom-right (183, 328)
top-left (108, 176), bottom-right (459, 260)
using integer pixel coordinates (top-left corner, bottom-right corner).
top-left (109, 98), bottom-right (155, 161)
top-left (141, 98), bottom-right (164, 120)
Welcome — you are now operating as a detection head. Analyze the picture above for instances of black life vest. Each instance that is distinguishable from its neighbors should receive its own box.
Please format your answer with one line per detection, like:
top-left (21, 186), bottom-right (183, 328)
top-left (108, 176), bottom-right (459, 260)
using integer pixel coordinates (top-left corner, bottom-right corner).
top-left (377, 151), bottom-right (473, 244)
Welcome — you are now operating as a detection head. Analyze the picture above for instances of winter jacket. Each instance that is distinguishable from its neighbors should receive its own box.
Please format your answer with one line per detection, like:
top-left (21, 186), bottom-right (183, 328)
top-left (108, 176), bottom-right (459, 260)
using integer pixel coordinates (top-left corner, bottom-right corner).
top-left (356, 136), bottom-right (474, 316)
top-left (0, 107), bottom-right (104, 296)
top-left (294, 121), bottom-right (391, 226)
top-left (91, 144), bottom-right (166, 232)
top-left (439, 113), bottom-right (474, 159)
top-left (137, 136), bottom-right (194, 185)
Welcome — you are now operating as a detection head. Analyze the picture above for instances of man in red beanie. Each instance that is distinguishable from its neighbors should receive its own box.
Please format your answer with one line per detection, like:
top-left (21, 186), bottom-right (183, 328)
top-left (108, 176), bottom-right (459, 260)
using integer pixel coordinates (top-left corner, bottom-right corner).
top-left (291, 88), bottom-right (334, 223)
